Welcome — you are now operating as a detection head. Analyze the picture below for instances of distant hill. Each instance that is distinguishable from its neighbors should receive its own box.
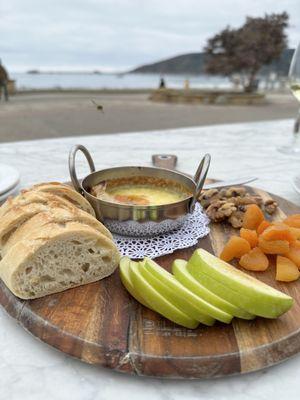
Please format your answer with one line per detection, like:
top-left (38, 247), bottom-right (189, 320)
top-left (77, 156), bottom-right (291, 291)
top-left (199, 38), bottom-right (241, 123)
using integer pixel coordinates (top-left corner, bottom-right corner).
top-left (131, 49), bottom-right (294, 76)
top-left (131, 53), bottom-right (205, 75)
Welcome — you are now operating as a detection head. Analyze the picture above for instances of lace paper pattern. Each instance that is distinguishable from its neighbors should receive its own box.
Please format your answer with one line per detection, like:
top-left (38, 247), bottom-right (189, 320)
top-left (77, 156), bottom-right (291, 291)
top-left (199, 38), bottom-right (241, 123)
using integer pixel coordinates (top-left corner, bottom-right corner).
top-left (113, 203), bottom-right (210, 259)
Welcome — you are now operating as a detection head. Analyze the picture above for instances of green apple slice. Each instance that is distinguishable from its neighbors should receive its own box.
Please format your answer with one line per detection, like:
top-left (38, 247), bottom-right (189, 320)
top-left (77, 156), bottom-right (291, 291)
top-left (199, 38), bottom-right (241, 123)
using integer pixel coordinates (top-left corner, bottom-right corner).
top-left (129, 261), bottom-right (199, 329)
top-left (172, 259), bottom-right (254, 320)
top-left (187, 249), bottom-right (293, 318)
top-left (119, 257), bottom-right (151, 309)
top-left (143, 258), bottom-right (232, 324)
top-left (140, 261), bottom-right (215, 326)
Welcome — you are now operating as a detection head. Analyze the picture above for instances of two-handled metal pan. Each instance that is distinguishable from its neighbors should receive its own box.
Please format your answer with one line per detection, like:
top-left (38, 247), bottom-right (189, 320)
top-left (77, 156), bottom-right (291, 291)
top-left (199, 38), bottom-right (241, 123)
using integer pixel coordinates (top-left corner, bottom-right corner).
top-left (69, 145), bottom-right (210, 236)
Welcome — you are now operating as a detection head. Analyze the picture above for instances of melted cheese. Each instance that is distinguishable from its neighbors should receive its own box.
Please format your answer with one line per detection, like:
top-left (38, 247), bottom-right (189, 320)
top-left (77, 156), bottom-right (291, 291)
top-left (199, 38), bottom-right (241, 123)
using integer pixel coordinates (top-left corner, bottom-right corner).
top-left (107, 185), bottom-right (187, 205)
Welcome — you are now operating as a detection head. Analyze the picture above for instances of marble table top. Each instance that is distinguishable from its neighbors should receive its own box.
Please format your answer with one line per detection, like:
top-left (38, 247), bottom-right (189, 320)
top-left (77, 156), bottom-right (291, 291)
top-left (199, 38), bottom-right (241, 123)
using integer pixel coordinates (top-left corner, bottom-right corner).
top-left (1, 119), bottom-right (300, 400)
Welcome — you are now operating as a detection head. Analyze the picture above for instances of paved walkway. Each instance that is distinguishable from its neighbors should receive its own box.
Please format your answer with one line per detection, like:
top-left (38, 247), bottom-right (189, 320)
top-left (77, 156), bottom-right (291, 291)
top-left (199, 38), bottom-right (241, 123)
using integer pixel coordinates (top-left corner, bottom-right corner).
top-left (0, 92), bottom-right (298, 142)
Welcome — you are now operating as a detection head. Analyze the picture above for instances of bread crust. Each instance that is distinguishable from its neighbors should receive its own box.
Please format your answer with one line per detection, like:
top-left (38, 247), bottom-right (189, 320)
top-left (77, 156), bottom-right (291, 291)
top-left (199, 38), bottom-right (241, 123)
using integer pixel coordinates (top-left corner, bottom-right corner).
top-left (3, 207), bottom-right (112, 255)
top-left (0, 203), bottom-right (51, 250)
top-left (32, 182), bottom-right (95, 216)
top-left (0, 191), bottom-right (75, 218)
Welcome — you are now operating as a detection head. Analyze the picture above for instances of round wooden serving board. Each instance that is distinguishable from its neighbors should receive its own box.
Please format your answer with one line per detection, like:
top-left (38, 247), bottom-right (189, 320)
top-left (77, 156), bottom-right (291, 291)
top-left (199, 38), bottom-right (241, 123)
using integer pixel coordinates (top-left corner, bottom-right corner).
top-left (1, 186), bottom-right (300, 379)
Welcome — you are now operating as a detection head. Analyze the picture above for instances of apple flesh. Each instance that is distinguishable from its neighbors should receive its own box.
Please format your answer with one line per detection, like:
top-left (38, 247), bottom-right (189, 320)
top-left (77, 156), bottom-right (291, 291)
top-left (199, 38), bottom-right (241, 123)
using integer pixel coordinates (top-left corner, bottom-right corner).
top-left (119, 257), bottom-right (151, 309)
top-left (143, 258), bottom-right (232, 324)
top-left (129, 260), bottom-right (199, 329)
top-left (140, 261), bottom-right (215, 325)
top-left (172, 259), bottom-right (254, 320)
top-left (187, 249), bottom-right (293, 318)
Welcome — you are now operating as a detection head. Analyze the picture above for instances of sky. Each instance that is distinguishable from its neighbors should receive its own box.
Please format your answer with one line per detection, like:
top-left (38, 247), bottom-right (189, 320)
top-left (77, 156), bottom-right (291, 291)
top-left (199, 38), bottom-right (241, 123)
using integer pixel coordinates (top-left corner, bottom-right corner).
top-left (0, 0), bottom-right (299, 72)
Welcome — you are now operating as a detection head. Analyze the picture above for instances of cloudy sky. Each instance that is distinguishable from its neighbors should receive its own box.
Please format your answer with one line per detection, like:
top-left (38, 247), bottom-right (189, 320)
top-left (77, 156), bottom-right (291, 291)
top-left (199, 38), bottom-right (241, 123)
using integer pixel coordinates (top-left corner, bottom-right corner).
top-left (0, 0), bottom-right (299, 72)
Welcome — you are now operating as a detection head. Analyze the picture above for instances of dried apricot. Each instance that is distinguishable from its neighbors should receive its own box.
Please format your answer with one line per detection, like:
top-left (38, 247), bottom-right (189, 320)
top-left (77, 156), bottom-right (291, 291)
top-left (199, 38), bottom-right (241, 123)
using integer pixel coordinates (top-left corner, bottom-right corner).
top-left (258, 237), bottom-right (289, 255)
top-left (276, 256), bottom-right (300, 282)
top-left (220, 236), bottom-right (251, 262)
top-left (240, 228), bottom-right (258, 248)
top-left (261, 224), bottom-right (295, 243)
top-left (284, 214), bottom-right (300, 228)
top-left (257, 220), bottom-right (271, 235)
top-left (239, 247), bottom-right (269, 271)
top-left (286, 241), bottom-right (300, 267)
top-left (242, 204), bottom-right (264, 230)
top-left (289, 227), bottom-right (300, 240)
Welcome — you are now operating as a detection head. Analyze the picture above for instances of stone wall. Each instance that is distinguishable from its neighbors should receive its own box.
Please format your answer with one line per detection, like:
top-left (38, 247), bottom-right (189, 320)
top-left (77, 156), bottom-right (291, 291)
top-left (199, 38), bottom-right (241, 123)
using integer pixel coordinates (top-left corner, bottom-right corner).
top-left (150, 89), bottom-right (266, 105)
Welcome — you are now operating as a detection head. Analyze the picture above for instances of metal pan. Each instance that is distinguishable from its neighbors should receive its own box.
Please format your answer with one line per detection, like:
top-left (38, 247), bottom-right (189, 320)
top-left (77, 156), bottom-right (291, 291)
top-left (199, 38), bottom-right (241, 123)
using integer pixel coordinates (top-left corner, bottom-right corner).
top-left (69, 145), bottom-right (210, 236)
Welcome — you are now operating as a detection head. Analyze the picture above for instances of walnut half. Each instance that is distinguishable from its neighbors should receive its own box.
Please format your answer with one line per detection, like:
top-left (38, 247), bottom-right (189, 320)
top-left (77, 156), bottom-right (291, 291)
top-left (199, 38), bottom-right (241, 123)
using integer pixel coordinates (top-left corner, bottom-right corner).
top-left (228, 210), bottom-right (244, 228)
top-left (223, 186), bottom-right (247, 198)
top-left (206, 200), bottom-right (237, 222)
top-left (264, 199), bottom-right (278, 215)
top-left (199, 189), bottom-right (220, 209)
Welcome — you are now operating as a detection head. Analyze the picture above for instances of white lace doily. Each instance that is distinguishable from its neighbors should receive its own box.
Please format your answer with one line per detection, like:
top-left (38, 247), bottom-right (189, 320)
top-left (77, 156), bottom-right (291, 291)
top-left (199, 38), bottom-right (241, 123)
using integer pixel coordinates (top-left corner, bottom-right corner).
top-left (113, 203), bottom-right (210, 259)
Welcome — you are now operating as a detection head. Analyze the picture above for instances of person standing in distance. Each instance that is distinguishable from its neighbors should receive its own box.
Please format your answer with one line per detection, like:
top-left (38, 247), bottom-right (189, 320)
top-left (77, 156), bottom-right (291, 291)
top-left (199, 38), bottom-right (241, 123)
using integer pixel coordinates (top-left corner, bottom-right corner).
top-left (0, 59), bottom-right (9, 102)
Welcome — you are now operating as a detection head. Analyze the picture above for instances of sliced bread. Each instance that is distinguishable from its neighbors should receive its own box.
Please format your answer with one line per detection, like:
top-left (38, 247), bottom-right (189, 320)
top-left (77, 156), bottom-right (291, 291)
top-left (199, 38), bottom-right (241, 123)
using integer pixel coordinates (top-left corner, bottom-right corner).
top-left (3, 207), bottom-right (112, 255)
top-left (32, 182), bottom-right (95, 216)
top-left (0, 222), bottom-right (120, 299)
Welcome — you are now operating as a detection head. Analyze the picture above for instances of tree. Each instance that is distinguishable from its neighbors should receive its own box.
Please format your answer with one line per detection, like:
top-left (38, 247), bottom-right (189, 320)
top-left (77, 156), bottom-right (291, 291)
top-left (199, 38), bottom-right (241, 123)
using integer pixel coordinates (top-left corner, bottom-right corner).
top-left (204, 13), bottom-right (289, 92)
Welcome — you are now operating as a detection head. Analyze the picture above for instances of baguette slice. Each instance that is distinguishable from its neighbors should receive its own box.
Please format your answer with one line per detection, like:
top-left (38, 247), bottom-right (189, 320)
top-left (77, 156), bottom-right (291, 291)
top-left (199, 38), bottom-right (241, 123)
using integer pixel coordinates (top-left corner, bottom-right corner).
top-left (32, 182), bottom-right (95, 216)
top-left (0, 222), bottom-right (120, 299)
top-left (3, 207), bottom-right (113, 256)
top-left (0, 200), bottom-right (83, 252)
top-left (0, 203), bottom-right (52, 251)
top-left (0, 190), bottom-right (106, 255)
top-left (0, 190), bottom-right (76, 219)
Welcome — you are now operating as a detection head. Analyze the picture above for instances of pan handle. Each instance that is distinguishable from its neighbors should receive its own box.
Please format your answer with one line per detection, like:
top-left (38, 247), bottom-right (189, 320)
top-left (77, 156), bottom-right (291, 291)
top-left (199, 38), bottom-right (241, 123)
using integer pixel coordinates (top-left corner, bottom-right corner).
top-left (189, 153), bottom-right (211, 213)
top-left (68, 144), bottom-right (96, 193)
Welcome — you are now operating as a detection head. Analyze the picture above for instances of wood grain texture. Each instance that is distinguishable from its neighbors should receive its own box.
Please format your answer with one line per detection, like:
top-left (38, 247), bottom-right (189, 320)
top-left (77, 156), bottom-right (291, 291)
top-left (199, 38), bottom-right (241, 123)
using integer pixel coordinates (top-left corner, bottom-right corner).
top-left (1, 188), bottom-right (300, 378)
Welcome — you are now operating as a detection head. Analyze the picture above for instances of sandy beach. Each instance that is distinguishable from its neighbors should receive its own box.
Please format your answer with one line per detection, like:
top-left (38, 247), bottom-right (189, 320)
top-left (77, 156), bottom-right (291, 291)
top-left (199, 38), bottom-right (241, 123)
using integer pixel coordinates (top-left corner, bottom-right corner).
top-left (0, 91), bottom-right (298, 143)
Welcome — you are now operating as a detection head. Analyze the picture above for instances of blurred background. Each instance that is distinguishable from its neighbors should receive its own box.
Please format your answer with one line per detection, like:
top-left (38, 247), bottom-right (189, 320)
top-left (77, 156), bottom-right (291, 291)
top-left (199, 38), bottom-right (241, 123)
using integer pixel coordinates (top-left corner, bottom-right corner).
top-left (0, 0), bottom-right (299, 142)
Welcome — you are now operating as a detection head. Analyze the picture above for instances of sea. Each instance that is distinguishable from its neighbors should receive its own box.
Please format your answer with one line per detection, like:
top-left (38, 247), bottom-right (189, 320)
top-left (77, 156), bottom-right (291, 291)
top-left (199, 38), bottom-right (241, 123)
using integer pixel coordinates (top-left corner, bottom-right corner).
top-left (10, 72), bottom-right (231, 90)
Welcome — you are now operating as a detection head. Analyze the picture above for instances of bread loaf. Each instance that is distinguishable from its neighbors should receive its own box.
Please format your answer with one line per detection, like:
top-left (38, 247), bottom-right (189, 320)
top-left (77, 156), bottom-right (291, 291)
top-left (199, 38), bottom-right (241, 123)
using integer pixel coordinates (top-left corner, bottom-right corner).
top-left (0, 181), bottom-right (120, 299)
top-left (0, 222), bottom-right (119, 299)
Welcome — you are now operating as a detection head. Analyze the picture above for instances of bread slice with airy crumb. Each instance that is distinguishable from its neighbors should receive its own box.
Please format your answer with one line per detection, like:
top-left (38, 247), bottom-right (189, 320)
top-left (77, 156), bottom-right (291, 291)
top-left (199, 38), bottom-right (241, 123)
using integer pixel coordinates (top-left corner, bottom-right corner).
top-left (0, 222), bottom-right (120, 299)
top-left (32, 182), bottom-right (95, 216)
top-left (3, 207), bottom-right (112, 255)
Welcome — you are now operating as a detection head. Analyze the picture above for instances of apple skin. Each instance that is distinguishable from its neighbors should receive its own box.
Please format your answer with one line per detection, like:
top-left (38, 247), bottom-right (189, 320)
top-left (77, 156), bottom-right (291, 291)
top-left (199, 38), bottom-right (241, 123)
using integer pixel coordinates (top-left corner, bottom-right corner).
top-left (172, 259), bottom-right (254, 320)
top-left (129, 260), bottom-right (199, 329)
top-left (143, 258), bottom-right (232, 324)
top-left (140, 260), bottom-right (216, 325)
top-left (119, 257), bottom-right (151, 309)
top-left (187, 249), bottom-right (293, 318)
